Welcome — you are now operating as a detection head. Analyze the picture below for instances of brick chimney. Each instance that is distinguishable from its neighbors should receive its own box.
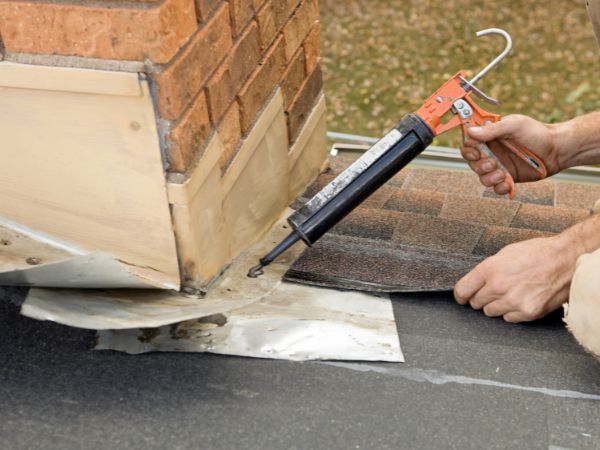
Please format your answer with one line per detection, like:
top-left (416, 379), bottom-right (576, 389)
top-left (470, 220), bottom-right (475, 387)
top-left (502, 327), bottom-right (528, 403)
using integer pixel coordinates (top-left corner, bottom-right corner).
top-left (0, 0), bottom-right (328, 290)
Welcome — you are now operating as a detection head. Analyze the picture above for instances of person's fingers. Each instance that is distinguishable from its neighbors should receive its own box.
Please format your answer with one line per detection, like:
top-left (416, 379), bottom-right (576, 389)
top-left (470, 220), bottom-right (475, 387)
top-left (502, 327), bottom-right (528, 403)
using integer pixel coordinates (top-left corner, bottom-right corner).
top-left (503, 311), bottom-right (529, 323)
top-left (467, 161), bottom-right (479, 173)
top-left (460, 143), bottom-right (480, 161)
top-left (480, 169), bottom-right (506, 187)
top-left (454, 269), bottom-right (486, 305)
top-left (468, 287), bottom-right (498, 310)
top-left (483, 301), bottom-right (513, 318)
top-left (471, 158), bottom-right (497, 175)
top-left (466, 119), bottom-right (516, 142)
top-left (493, 181), bottom-right (510, 195)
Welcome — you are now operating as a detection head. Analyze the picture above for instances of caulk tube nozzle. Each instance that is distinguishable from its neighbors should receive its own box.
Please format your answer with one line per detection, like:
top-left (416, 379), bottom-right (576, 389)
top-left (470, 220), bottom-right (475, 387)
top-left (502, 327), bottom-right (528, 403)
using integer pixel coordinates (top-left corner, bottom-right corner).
top-left (247, 231), bottom-right (300, 277)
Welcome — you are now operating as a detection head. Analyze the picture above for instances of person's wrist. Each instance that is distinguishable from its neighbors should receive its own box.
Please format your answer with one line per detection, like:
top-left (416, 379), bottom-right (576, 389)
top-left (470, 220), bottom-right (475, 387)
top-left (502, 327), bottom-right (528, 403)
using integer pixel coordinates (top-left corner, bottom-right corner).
top-left (549, 228), bottom-right (587, 280)
top-left (556, 215), bottom-right (600, 263)
top-left (548, 121), bottom-right (576, 171)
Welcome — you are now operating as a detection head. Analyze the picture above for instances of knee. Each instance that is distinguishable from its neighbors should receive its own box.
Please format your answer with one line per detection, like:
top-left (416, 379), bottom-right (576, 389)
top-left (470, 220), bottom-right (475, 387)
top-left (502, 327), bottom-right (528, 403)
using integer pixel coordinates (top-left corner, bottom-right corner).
top-left (565, 249), bottom-right (600, 359)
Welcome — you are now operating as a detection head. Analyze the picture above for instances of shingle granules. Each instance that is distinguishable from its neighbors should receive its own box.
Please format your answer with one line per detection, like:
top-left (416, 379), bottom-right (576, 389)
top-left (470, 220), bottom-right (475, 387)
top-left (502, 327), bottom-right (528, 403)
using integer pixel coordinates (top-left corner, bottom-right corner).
top-left (439, 194), bottom-right (520, 226)
top-left (483, 179), bottom-right (555, 206)
top-left (284, 234), bottom-right (484, 293)
top-left (403, 168), bottom-right (485, 196)
top-left (383, 188), bottom-right (445, 216)
top-left (332, 208), bottom-right (401, 241)
top-left (555, 182), bottom-right (600, 211)
top-left (472, 226), bottom-right (554, 256)
top-left (511, 203), bottom-right (590, 233)
top-left (391, 212), bottom-right (486, 254)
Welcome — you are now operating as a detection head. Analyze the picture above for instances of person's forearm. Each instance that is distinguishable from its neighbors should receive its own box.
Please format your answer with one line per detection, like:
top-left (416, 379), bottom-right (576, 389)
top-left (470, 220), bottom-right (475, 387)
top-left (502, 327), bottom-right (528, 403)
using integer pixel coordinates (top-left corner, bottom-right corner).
top-left (550, 111), bottom-right (600, 169)
top-left (556, 213), bottom-right (600, 265)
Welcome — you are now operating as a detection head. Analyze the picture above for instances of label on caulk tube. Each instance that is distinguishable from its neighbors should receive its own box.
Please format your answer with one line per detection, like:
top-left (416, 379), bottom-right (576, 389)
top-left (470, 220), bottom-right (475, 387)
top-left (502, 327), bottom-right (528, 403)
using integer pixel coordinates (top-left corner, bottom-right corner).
top-left (289, 128), bottom-right (403, 227)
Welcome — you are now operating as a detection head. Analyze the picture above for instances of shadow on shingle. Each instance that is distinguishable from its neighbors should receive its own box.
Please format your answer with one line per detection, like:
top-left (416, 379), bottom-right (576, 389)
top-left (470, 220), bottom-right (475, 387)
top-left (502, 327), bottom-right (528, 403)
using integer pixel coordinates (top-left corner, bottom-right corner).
top-left (391, 212), bottom-right (486, 253)
top-left (472, 226), bottom-right (554, 256)
top-left (439, 194), bottom-right (520, 226)
top-left (404, 168), bottom-right (485, 196)
top-left (483, 179), bottom-right (555, 206)
top-left (555, 182), bottom-right (600, 210)
top-left (301, 173), bottom-right (336, 198)
top-left (362, 186), bottom-right (396, 208)
top-left (331, 207), bottom-right (401, 241)
top-left (326, 155), bottom-right (355, 176)
top-left (283, 235), bottom-right (484, 292)
top-left (383, 188), bottom-right (445, 216)
top-left (510, 203), bottom-right (590, 233)
top-left (386, 167), bottom-right (412, 187)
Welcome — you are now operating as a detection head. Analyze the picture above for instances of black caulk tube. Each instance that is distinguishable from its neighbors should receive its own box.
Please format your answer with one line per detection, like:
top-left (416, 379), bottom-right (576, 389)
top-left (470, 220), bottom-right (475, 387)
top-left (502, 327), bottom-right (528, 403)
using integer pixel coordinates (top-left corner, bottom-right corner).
top-left (247, 114), bottom-right (434, 277)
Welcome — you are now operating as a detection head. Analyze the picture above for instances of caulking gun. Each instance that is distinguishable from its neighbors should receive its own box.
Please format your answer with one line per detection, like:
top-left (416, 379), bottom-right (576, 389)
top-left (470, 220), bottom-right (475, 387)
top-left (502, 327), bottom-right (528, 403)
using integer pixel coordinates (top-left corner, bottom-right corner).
top-left (248, 28), bottom-right (547, 278)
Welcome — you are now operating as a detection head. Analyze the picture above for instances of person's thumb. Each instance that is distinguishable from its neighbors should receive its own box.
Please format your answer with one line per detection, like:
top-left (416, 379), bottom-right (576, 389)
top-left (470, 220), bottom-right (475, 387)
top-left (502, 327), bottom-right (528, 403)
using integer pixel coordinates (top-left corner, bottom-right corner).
top-left (466, 120), bottom-right (513, 142)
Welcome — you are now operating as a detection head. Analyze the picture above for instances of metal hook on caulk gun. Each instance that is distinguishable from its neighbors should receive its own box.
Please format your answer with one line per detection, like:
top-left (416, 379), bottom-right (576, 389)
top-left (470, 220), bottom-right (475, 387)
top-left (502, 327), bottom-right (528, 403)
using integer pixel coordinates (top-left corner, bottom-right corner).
top-left (460, 28), bottom-right (513, 106)
top-left (454, 28), bottom-right (545, 197)
top-left (469, 28), bottom-right (513, 86)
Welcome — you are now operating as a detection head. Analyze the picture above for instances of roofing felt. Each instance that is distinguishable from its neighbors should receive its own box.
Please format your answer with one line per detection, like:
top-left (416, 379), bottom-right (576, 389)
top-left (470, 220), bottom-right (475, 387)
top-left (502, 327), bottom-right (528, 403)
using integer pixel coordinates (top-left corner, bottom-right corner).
top-left (284, 161), bottom-right (596, 293)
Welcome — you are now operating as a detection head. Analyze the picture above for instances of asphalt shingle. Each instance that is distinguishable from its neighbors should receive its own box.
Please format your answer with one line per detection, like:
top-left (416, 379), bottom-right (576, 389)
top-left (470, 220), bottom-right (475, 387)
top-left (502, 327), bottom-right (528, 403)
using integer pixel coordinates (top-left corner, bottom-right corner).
top-left (383, 188), bottom-right (445, 216)
top-left (472, 226), bottom-right (554, 256)
top-left (439, 194), bottom-right (520, 226)
top-left (284, 160), bottom-right (594, 293)
top-left (555, 182), bottom-right (600, 211)
top-left (511, 203), bottom-right (590, 233)
top-left (391, 212), bottom-right (486, 254)
top-left (483, 179), bottom-right (555, 206)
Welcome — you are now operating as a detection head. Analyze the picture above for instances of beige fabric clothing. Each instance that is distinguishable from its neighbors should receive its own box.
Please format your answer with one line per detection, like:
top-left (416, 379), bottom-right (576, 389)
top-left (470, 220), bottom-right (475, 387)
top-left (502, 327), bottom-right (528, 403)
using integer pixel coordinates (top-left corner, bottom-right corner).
top-left (588, 0), bottom-right (600, 47)
top-left (564, 1), bottom-right (600, 359)
top-left (566, 249), bottom-right (600, 359)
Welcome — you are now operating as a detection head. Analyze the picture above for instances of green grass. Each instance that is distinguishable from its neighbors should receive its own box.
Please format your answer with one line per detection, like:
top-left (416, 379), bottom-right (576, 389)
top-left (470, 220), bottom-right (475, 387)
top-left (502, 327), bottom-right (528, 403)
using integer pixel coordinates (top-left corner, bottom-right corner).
top-left (320, 0), bottom-right (600, 148)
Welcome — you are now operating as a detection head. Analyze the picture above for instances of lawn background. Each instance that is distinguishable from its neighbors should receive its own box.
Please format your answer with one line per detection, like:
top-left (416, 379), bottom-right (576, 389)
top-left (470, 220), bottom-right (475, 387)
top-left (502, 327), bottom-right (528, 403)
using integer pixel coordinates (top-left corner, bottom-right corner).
top-left (321, 0), bottom-right (600, 148)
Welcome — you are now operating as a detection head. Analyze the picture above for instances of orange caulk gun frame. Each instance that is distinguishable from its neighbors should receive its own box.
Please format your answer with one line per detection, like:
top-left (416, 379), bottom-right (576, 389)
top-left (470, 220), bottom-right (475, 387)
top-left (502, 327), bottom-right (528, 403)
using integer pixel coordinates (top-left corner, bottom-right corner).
top-left (415, 29), bottom-right (547, 199)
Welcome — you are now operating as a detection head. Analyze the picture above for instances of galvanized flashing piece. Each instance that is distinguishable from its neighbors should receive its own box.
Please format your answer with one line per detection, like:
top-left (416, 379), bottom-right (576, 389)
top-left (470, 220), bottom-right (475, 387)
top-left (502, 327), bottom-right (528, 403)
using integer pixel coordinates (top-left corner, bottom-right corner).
top-left (22, 212), bottom-right (403, 362)
top-left (23, 288), bottom-right (256, 330)
top-left (0, 221), bottom-right (171, 289)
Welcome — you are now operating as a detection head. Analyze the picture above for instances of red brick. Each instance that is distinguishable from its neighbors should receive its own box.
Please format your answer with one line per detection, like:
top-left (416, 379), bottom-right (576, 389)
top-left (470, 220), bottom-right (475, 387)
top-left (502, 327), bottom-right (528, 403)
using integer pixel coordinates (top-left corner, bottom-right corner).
top-left (255, 0), bottom-right (300, 52)
top-left (281, 46), bottom-right (306, 110)
top-left (279, 0), bottom-right (303, 20)
top-left (205, 21), bottom-right (261, 124)
top-left (228, 0), bottom-right (255, 36)
top-left (98, 0), bottom-right (162, 3)
top-left (0, 0), bottom-right (197, 64)
top-left (303, 21), bottom-right (321, 72)
top-left (154, 4), bottom-right (233, 121)
top-left (238, 35), bottom-right (287, 133)
top-left (218, 102), bottom-right (242, 170)
top-left (286, 61), bottom-right (323, 143)
top-left (254, 0), bottom-right (277, 52)
top-left (195, 0), bottom-right (223, 21)
top-left (282, 0), bottom-right (319, 61)
top-left (167, 91), bottom-right (213, 173)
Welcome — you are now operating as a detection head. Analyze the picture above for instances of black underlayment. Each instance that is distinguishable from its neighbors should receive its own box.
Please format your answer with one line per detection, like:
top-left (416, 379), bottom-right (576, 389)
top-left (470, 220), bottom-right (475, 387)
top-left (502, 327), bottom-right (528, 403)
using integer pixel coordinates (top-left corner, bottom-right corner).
top-left (284, 159), bottom-right (596, 293)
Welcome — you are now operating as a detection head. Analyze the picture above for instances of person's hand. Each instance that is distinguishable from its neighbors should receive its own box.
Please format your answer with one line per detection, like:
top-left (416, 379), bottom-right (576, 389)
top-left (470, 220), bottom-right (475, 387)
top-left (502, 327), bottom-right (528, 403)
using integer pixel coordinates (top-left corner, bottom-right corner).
top-left (461, 114), bottom-right (562, 196)
top-left (453, 234), bottom-right (580, 322)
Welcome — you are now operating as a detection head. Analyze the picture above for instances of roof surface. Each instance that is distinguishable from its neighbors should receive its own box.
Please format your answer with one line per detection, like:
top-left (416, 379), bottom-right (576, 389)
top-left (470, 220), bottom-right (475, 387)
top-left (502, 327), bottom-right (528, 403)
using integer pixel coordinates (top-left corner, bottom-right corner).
top-left (285, 160), bottom-right (596, 292)
top-left (1, 287), bottom-right (599, 449)
top-left (2, 159), bottom-right (600, 448)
